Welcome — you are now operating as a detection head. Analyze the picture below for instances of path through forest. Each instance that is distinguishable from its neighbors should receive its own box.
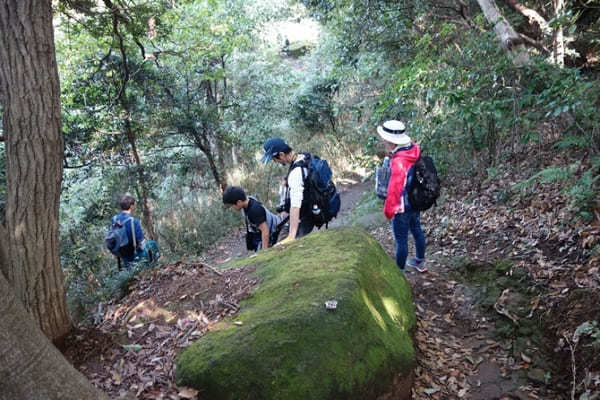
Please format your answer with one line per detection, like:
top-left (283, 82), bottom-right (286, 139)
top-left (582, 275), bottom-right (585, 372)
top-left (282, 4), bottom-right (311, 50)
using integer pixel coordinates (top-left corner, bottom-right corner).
top-left (63, 177), bottom-right (568, 399)
top-left (179, 177), bottom-right (564, 399)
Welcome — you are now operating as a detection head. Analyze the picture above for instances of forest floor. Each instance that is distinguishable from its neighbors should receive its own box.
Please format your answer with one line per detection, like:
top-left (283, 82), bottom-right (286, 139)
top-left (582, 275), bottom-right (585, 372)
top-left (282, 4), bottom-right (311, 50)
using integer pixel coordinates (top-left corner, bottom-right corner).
top-left (62, 148), bottom-right (600, 399)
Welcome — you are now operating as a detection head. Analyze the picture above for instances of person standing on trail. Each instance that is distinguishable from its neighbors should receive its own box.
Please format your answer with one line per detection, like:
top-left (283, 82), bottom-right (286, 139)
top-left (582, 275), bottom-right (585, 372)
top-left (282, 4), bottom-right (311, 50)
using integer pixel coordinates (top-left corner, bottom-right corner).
top-left (378, 120), bottom-right (427, 273)
top-left (222, 186), bottom-right (285, 251)
top-left (261, 137), bottom-right (315, 243)
top-left (107, 194), bottom-right (159, 270)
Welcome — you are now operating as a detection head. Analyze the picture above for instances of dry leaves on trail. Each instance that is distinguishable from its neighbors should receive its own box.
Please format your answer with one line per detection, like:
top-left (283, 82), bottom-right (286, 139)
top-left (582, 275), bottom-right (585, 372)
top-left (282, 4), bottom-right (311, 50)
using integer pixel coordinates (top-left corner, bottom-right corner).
top-left (64, 262), bottom-right (260, 399)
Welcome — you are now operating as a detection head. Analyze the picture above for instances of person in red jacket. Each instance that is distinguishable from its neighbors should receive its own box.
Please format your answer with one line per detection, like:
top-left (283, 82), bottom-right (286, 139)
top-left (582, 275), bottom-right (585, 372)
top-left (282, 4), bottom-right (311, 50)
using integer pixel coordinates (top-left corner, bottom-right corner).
top-left (378, 120), bottom-right (427, 273)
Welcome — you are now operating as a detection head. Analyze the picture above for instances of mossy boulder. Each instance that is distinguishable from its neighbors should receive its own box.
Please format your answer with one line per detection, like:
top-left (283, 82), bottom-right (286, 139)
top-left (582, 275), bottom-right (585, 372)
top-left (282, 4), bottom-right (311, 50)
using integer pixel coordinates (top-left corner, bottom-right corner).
top-left (287, 40), bottom-right (314, 57)
top-left (176, 227), bottom-right (416, 400)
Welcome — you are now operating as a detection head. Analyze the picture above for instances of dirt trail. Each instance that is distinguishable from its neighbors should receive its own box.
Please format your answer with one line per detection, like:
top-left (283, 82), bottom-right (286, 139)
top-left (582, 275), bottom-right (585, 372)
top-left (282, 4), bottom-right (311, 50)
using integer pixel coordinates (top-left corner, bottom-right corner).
top-left (334, 181), bottom-right (563, 400)
top-left (203, 178), bottom-right (559, 399)
top-left (64, 178), bottom-right (566, 399)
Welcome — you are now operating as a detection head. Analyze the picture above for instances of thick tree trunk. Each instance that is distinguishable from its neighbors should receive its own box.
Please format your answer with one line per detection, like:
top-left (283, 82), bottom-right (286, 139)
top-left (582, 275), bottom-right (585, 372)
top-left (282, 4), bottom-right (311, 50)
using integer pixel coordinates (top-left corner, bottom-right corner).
top-left (476, 0), bottom-right (531, 65)
top-left (0, 221), bottom-right (8, 278)
top-left (0, 272), bottom-right (109, 400)
top-left (0, 0), bottom-right (72, 340)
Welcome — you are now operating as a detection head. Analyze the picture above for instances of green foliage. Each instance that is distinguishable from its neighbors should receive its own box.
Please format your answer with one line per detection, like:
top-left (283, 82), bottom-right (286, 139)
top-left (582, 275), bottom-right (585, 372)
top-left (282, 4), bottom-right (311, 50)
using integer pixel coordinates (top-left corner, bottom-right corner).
top-left (28, 0), bottom-right (600, 324)
top-left (574, 321), bottom-right (600, 346)
top-left (512, 165), bottom-right (576, 193)
top-left (567, 156), bottom-right (600, 221)
top-left (153, 190), bottom-right (240, 256)
top-left (292, 78), bottom-right (339, 131)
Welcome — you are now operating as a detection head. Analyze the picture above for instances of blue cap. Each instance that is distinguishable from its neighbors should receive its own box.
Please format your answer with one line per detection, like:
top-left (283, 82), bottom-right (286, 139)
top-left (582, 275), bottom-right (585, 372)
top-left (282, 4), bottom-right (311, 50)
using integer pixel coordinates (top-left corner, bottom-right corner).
top-left (261, 137), bottom-right (289, 164)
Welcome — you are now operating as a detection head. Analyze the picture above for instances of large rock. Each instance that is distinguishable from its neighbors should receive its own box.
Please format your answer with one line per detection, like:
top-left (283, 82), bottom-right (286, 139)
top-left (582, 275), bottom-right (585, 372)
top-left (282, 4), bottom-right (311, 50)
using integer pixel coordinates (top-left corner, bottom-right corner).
top-left (176, 227), bottom-right (416, 399)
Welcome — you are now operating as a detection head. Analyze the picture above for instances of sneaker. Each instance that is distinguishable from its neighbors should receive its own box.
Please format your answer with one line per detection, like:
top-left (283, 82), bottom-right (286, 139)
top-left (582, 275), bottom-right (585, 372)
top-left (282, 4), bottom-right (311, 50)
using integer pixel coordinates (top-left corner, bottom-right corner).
top-left (407, 258), bottom-right (427, 273)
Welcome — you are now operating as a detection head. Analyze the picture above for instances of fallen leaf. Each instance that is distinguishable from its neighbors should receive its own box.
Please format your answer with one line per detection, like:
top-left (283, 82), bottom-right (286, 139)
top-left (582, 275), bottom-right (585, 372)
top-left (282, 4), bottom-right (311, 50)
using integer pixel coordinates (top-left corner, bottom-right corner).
top-left (178, 387), bottom-right (199, 399)
top-left (424, 386), bottom-right (440, 395)
top-left (122, 344), bottom-right (142, 352)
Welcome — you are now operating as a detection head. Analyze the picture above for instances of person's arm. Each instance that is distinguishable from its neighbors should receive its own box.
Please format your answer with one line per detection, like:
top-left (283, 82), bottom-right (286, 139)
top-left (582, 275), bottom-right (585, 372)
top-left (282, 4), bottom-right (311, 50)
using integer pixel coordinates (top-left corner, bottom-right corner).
top-left (257, 222), bottom-right (270, 249)
top-left (284, 167), bottom-right (304, 240)
top-left (134, 219), bottom-right (144, 248)
top-left (383, 157), bottom-right (407, 219)
top-left (287, 206), bottom-right (300, 239)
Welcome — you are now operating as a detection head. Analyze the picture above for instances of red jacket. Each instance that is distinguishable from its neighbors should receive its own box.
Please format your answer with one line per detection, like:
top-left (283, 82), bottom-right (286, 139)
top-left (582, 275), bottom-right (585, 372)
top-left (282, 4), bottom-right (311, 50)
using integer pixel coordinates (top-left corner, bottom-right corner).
top-left (383, 143), bottom-right (421, 219)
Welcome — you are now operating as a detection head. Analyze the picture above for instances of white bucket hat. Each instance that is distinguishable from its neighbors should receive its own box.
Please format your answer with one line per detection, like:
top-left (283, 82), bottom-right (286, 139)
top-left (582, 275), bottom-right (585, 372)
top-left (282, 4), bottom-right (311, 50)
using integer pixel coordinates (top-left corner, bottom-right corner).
top-left (377, 120), bottom-right (411, 147)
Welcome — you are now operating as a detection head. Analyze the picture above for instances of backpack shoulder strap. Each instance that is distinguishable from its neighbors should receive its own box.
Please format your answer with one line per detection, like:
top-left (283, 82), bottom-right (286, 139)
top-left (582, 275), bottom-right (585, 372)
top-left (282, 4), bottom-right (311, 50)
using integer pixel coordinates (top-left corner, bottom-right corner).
top-left (289, 153), bottom-right (311, 182)
top-left (241, 207), bottom-right (250, 232)
top-left (130, 218), bottom-right (136, 249)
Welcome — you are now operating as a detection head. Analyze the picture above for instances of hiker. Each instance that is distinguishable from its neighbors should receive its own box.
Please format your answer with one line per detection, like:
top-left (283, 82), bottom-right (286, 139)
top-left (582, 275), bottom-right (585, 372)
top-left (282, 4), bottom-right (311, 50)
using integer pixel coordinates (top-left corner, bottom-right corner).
top-left (222, 186), bottom-right (285, 251)
top-left (377, 120), bottom-right (427, 273)
top-left (107, 194), bottom-right (159, 270)
top-left (261, 138), bottom-right (315, 243)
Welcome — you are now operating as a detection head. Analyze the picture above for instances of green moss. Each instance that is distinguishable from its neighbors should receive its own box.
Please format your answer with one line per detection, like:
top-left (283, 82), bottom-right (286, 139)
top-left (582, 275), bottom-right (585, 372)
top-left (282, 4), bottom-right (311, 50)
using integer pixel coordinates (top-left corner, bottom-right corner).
top-left (176, 228), bottom-right (416, 400)
top-left (495, 259), bottom-right (513, 274)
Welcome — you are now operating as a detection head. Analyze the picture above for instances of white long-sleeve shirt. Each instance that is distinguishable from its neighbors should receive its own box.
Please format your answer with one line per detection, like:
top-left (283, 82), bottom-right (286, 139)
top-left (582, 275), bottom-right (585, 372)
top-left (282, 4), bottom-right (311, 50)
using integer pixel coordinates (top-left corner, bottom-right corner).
top-left (288, 154), bottom-right (306, 208)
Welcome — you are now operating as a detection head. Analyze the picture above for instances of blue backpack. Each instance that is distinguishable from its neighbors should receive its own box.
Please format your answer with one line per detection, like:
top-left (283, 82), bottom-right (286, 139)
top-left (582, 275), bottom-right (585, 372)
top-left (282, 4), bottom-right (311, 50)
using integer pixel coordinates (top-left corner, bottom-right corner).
top-left (295, 153), bottom-right (341, 228)
top-left (105, 216), bottom-right (135, 257)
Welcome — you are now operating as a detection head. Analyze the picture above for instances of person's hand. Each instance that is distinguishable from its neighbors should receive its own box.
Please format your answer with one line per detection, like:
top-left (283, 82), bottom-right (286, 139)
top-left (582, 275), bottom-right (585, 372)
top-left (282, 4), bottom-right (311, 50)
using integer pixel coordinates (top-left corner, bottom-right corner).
top-left (276, 236), bottom-right (295, 246)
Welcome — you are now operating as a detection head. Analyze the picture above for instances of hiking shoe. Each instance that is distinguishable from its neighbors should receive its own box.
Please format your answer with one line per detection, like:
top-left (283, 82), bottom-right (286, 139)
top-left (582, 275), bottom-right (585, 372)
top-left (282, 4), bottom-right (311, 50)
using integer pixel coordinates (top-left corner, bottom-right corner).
top-left (407, 258), bottom-right (427, 272)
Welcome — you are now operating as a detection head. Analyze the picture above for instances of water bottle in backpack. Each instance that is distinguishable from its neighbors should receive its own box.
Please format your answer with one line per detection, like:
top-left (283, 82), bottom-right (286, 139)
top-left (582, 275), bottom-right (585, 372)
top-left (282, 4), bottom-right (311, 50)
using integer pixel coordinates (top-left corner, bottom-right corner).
top-left (312, 204), bottom-right (321, 216)
top-left (375, 156), bottom-right (391, 199)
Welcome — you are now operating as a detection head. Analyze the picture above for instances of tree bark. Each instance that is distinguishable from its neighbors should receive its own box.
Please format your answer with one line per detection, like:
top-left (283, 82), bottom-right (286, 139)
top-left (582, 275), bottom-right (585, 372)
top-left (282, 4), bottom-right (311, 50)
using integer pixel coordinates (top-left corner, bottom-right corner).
top-left (0, 272), bottom-right (109, 400)
top-left (0, 221), bottom-right (8, 278)
top-left (0, 0), bottom-right (72, 340)
top-left (553, 0), bottom-right (565, 67)
top-left (476, 0), bottom-right (531, 65)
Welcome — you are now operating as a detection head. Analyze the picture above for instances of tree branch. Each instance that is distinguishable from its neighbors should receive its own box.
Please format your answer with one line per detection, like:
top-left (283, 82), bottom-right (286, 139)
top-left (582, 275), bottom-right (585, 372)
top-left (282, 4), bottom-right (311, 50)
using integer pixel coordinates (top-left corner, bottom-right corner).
top-left (503, 0), bottom-right (550, 35)
top-left (519, 32), bottom-right (550, 54)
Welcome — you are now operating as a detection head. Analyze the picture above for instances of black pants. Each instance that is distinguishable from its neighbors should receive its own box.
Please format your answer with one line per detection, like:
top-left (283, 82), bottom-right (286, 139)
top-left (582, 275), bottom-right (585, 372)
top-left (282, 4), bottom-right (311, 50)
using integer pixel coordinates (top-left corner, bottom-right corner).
top-left (296, 218), bottom-right (315, 238)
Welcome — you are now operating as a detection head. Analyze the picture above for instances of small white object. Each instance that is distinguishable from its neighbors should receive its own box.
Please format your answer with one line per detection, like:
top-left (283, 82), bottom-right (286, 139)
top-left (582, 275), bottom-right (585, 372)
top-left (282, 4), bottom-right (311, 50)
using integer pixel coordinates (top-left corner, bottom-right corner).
top-left (325, 300), bottom-right (337, 310)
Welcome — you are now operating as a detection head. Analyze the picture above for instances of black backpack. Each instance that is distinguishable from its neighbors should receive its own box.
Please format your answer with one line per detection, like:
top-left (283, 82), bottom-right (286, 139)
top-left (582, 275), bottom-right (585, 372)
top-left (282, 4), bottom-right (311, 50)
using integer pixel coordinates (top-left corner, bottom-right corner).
top-left (407, 155), bottom-right (440, 211)
top-left (288, 153), bottom-right (341, 228)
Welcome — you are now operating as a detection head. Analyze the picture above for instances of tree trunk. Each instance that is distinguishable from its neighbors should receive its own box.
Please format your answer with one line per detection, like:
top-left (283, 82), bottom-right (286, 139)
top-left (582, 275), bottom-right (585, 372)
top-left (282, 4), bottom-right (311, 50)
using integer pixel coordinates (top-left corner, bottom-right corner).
top-left (193, 130), bottom-right (227, 192)
top-left (203, 80), bottom-right (228, 192)
top-left (476, 0), bottom-right (531, 65)
top-left (0, 0), bottom-right (72, 340)
top-left (0, 272), bottom-right (109, 400)
top-left (124, 111), bottom-right (157, 239)
top-left (553, 0), bottom-right (565, 67)
top-left (0, 221), bottom-right (8, 278)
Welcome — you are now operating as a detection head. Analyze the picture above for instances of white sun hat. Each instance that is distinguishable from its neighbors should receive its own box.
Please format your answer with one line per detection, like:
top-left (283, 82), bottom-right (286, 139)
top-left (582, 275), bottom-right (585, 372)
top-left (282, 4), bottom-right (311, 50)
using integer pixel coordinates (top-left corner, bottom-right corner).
top-left (376, 120), bottom-right (411, 147)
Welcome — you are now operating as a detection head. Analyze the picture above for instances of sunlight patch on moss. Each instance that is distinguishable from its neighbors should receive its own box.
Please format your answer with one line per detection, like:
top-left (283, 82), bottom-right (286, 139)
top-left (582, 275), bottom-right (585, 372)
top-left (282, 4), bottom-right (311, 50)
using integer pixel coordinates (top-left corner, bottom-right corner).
top-left (362, 288), bottom-right (386, 330)
top-left (382, 296), bottom-right (405, 328)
